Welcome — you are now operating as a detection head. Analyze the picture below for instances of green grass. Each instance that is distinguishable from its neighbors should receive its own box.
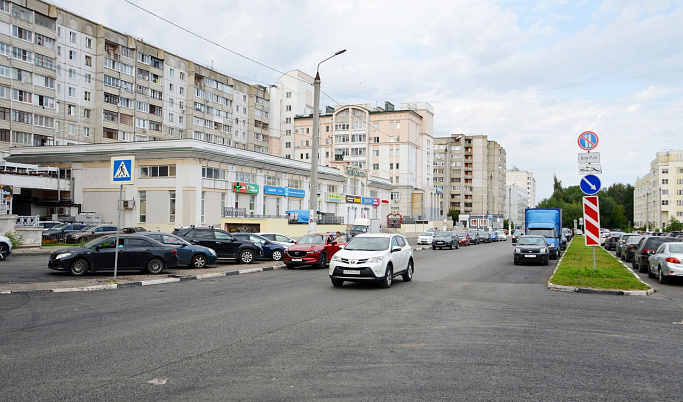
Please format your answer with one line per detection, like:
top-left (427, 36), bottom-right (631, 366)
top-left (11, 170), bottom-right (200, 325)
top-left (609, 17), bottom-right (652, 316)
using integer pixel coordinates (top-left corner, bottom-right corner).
top-left (550, 236), bottom-right (651, 291)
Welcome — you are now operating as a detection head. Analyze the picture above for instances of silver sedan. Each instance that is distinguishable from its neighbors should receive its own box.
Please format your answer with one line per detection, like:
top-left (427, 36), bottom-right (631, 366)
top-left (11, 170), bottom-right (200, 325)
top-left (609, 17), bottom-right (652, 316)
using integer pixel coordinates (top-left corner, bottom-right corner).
top-left (648, 241), bottom-right (683, 284)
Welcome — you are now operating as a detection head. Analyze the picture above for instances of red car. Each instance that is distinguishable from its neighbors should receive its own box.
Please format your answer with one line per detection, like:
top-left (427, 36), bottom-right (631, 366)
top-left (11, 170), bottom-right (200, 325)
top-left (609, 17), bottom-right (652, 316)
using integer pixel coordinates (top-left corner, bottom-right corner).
top-left (283, 232), bottom-right (346, 269)
top-left (455, 231), bottom-right (471, 246)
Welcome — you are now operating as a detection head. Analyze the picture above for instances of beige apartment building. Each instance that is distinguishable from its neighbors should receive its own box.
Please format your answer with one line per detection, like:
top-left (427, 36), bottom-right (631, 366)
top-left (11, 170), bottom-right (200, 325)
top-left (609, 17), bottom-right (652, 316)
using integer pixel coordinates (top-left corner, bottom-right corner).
top-left (506, 167), bottom-right (536, 209)
top-left (292, 101), bottom-right (439, 222)
top-left (433, 134), bottom-right (507, 223)
top-left (633, 150), bottom-right (683, 230)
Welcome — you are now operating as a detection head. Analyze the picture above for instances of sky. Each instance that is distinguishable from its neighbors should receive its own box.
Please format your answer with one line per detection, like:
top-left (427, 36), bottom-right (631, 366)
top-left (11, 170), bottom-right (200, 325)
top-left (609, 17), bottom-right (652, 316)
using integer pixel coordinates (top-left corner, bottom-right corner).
top-left (48, 0), bottom-right (683, 202)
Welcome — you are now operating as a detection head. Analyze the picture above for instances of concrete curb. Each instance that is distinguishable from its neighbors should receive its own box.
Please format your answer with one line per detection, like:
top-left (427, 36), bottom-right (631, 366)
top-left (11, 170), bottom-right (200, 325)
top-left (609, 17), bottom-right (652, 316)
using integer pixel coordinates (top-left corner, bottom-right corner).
top-left (546, 240), bottom-right (655, 296)
top-left (0, 264), bottom-right (287, 295)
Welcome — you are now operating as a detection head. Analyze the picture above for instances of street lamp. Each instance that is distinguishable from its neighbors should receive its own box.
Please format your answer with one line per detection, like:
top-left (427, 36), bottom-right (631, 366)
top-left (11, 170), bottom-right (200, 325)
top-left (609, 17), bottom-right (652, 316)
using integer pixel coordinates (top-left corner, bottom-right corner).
top-left (309, 49), bottom-right (346, 234)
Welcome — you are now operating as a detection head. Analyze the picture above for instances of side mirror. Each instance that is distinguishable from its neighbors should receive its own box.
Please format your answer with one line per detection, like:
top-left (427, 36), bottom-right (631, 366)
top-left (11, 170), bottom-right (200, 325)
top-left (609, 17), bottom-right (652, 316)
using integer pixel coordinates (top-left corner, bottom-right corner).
top-left (338, 244), bottom-right (345, 249)
top-left (391, 246), bottom-right (401, 253)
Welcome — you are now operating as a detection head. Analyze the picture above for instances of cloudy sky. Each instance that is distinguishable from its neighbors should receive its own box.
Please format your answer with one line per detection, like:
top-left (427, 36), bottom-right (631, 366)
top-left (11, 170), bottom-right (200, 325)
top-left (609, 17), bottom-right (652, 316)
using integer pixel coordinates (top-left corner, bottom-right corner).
top-left (49, 0), bottom-right (683, 201)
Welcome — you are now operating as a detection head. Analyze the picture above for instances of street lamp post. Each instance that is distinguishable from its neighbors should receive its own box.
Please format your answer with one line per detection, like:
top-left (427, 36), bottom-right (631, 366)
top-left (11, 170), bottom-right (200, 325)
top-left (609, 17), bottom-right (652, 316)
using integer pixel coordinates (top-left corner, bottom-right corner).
top-left (309, 49), bottom-right (346, 234)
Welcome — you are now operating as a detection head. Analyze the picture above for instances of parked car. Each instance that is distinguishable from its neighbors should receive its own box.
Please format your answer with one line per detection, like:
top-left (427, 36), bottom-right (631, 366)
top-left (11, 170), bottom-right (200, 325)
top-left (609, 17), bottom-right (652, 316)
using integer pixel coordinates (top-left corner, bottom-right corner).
top-left (496, 230), bottom-right (507, 241)
top-left (467, 230), bottom-right (481, 245)
top-left (605, 232), bottom-right (624, 250)
top-left (233, 233), bottom-right (286, 261)
top-left (65, 224), bottom-right (121, 244)
top-left (329, 233), bottom-right (414, 288)
top-left (432, 231), bottom-right (458, 250)
top-left (616, 233), bottom-right (639, 258)
top-left (648, 242), bottom-right (683, 284)
top-left (256, 232), bottom-right (297, 248)
top-left (173, 227), bottom-right (262, 263)
top-left (513, 235), bottom-right (549, 266)
top-left (283, 232), bottom-right (345, 269)
top-left (621, 235), bottom-right (643, 262)
top-left (455, 231), bottom-right (471, 246)
top-left (489, 231), bottom-right (499, 242)
top-left (0, 234), bottom-right (12, 261)
top-left (48, 234), bottom-right (179, 276)
top-left (122, 227), bottom-right (148, 234)
top-left (42, 223), bottom-right (89, 242)
top-left (39, 221), bottom-right (62, 230)
top-left (511, 230), bottom-right (525, 244)
top-left (632, 236), bottom-right (679, 273)
top-left (562, 228), bottom-right (573, 243)
top-left (417, 232), bottom-right (435, 245)
top-left (477, 230), bottom-right (491, 243)
top-left (140, 232), bottom-right (217, 268)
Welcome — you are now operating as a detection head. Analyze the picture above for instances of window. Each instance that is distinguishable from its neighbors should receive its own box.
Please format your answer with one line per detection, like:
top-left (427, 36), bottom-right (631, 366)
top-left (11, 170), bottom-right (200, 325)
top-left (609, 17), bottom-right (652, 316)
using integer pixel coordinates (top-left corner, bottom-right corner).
top-left (662, 179), bottom-right (668, 185)
top-left (34, 53), bottom-right (55, 70)
top-left (12, 26), bottom-right (32, 42)
top-left (68, 50), bottom-right (76, 60)
top-left (34, 12), bottom-right (55, 30)
top-left (140, 165), bottom-right (176, 177)
top-left (84, 73), bottom-right (91, 83)
top-left (68, 87), bottom-right (76, 97)
top-left (139, 191), bottom-right (146, 222)
top-left (83, 109), bottom-right (91, 118)
top-left (11, 3), bottom-right (32, 22)
top-left (169, 191), bottom-right (176, 222)
top-left (12, 89), bottom-right (32, 103)
top-left (85, 55), bottom-right (92, 66)
top-left (69, 31), bottom-right (77, 43)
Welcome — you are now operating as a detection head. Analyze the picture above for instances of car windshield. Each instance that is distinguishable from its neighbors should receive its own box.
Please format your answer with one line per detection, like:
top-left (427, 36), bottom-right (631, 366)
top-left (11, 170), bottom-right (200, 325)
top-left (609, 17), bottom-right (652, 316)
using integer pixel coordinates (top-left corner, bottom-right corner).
top-left (79, 225), bottom-right (97, 232)
top-left (518, 237), bottom-right (544, 246)
top-left (298, 235), bottom-right (325, 245)
top-left (457, 232), bottom-right (468, 237)
top-left (82, 236), bottom-right (112, 248)
top-left (419, 232), bottom-right (433, 237)
top-left (514, 230), bottom-right (524, 235)
top-left (435, 232), bottom-right (450, 238)
top-left (529, 229), bottom-right (554, 237)
top-left (344, 237), bottom-right (390, 251)
top-left (48, 223), bottom-right (69, 230)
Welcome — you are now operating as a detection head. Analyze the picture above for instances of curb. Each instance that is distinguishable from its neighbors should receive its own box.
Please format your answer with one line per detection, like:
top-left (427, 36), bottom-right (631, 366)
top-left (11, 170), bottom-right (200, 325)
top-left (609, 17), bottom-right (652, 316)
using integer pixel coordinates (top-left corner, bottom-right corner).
top-left (546, 240), bottom-right (655, 296)
top-left (0, 264), bottom-right (287, 295)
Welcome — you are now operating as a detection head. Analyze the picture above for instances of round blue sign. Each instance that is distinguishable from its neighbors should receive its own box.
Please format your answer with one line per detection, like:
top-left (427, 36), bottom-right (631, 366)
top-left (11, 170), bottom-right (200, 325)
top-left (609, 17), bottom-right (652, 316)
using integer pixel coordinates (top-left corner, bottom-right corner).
top-left (580, 174), bottom-right (601, 195)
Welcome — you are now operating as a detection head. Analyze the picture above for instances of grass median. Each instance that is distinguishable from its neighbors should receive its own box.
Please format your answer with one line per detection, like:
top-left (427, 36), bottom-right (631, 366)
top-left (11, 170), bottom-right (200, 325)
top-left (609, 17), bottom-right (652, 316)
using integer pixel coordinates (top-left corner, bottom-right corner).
top-left (550, 235), bottom-right (650, 291)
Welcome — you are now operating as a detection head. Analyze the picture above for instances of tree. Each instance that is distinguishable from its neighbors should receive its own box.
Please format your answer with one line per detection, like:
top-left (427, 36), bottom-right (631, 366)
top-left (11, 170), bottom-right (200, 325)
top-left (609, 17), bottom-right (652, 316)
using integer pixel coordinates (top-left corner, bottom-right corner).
top-left (664, 217), bottom-right (683, 232)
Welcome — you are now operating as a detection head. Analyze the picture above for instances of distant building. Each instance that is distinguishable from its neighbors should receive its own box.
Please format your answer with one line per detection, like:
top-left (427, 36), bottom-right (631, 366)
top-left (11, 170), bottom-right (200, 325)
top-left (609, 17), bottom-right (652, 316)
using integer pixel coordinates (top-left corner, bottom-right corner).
top-left (506, 167), bottom-right (536, 209)
top-left (505, 184), bottom-right (528, 228)
top-left (633, 150), bottom-right (683, 229)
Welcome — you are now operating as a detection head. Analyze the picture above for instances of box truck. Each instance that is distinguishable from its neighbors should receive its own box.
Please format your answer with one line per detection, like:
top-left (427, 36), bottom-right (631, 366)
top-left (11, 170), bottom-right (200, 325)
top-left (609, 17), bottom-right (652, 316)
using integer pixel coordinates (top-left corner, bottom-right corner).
top-left (349, 218), bottom-right (381, 237)
top-left (525, 208), bottom-right (563, 259)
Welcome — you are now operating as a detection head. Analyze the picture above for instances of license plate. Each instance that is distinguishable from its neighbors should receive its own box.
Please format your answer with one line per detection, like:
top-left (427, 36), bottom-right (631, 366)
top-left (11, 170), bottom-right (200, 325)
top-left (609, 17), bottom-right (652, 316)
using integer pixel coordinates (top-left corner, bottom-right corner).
top-left (524, 255), bottom-right (536, 258)
top-left (291, 259), bottom-right (302, 262)
top-left (343, 270), bottom-right (360, 275)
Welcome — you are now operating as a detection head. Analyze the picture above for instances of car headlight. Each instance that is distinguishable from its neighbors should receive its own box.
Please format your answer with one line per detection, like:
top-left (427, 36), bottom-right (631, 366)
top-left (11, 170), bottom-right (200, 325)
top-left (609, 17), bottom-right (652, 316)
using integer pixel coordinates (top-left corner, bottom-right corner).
top-left (331, 254), bottom-right (342, 262)
top-left (515, 248), bottom-right (520, 253)
top-left (540, 248), bottom-right (547, 253)
top-left (368, 256), bottom-right (384, 264)
top-left (208, 248), bottom-right (217, 256)
top-left (312, 249), bottom-right (320, 253)
top-left (548, 242), bottom-right (555, 247)
top-left (55, 252), bottom-right (72, 260)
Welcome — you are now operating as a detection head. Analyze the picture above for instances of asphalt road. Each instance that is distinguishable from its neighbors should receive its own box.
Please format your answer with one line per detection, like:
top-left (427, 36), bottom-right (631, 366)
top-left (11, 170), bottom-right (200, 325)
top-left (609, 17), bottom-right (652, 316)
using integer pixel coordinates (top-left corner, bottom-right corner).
top-left (1, 240), bottom-right (682, 401)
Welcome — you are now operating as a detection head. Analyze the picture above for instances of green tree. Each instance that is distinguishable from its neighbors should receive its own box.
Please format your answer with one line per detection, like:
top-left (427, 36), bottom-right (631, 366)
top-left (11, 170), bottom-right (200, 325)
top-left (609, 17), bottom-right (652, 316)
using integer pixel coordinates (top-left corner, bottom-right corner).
top-left (664, 217), bottom-right (683, 232)
top-left (448, 209), bottom-right (460, 222)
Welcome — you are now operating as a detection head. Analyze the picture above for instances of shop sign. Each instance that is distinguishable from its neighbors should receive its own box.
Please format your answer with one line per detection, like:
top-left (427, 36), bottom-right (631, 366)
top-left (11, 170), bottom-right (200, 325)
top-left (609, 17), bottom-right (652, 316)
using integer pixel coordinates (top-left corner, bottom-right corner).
top-left (326, 192), bottom-right (342, 203)
top-left (264, 185), bottom-right (305, 198)
top-left (361, 197), bottom-right (374, 205)
top-left (233, 182), bottom-right (259, 194)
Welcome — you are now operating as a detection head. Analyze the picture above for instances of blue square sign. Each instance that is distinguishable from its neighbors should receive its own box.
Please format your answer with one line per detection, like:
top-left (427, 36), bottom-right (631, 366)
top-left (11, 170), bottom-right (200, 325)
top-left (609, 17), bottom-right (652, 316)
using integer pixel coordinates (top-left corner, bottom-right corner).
top-left (110, 156), bottom-right (135, 185)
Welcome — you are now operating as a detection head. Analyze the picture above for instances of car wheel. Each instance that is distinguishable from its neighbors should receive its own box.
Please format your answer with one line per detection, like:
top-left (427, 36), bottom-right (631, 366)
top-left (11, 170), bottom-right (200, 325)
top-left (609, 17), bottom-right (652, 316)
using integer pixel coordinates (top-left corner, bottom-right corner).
top-left (543, 257), bottom-right (549, 266)
top-left (648, 264), bottom-right (656, 278)
top-left (0, 243), bottom-right (9, 261)
top-left (146, 257), bottom-right (165, 274)
top-left (331, 278), bottom-right (344, 287)
top-left (69, 258), bottom-right (89, 276)
top-left (639, 262), bottom-right (647, 274)
top-left (432, 246), bottom-right (436, 250)
top-left (632, 259), bottom-right (637, 269)
top-left (271, 249), bottom-right (283, 261)
top-left (318, 252), bottom-right (327, 269)
top-left (514, 259), bottom-right (519, 265)
top-left (380, 265), bottom-right (393, 288)
top-left (658, 268), bottom-right (669, 284)
top-left (238, 249), bottom-right (255, 264)
top-left (449, 244), bottom-right (453, 250)
top-left (191, 254), bottom-right (208, 268)
top-left (402, 260), bottom-right (414, 282)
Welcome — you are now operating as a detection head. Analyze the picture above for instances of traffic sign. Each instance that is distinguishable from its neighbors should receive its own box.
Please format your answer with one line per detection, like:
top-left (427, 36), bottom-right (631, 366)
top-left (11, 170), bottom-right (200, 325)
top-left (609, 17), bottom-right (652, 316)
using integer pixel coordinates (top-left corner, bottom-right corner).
top-left (580, 174), bottom-right (601, 195)
top-left (578, 152), bottom-right (600, 164)
top-left (110, 156), bottom-right (135, 185)
top-left (583, 196), bottom-right (601, 246)
top-left (578, 131), bottom-right (599, 151)
top-left (579, 163), bottom-right (602, 175)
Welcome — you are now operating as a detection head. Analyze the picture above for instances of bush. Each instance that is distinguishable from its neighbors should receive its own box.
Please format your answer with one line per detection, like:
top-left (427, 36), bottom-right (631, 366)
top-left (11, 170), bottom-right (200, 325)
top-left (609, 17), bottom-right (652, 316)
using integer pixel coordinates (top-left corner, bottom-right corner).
top-left (4, 231), bottom-right (23, 249)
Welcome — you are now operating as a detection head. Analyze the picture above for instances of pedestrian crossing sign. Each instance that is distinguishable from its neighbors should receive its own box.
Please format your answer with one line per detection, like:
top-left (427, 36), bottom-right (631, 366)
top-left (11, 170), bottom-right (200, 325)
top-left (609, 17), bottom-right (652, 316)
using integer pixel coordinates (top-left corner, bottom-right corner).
top-left (110, 156), bottom-right (135, 185)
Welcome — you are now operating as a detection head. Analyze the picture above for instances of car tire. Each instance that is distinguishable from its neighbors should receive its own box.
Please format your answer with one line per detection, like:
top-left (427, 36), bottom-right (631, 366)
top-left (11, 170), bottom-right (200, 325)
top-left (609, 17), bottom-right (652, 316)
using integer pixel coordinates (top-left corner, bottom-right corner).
top-left (639, 262), bottom-right (647, 274)
top-left (69, 258), bottom-right (89, 276)
top-left (318, 252), bottom-right (327, 269)
top-left (238, 249), bottom-right (255, 264)
top-left (331, 278), bottom-right (344, 287)
top-left (0, 243), bottom-right (9, 261)
top-left (632, 259), bottom-right (637, 269)
top-left (658, 268), bottom-right (669, 284)
top-left (432, 246), bottom-right (436, 250)
top-left (146, 257), bottom-right (165, 274)
top-left (449, 244), bottom-right (453, 250)
top-left (271, 249), bottom-right (283, 261)
top-left (380, 265), bottom-right (393, 288)
top-left (648, 264), bottom-right (656, 278)
top-left (514, 259), bottom-right (519, 265)
top-left (402, 260), bottom-right (414, 282)
top-left (543, 257), bottom-right (549, 266)
top-left (191, 254), bottom-right (208, 268)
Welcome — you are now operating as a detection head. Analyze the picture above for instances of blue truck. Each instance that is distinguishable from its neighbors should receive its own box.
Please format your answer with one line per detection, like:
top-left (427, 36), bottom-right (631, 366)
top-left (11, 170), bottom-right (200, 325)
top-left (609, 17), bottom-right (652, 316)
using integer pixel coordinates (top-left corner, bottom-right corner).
top-left (524, 208), bottom-right (563, 260)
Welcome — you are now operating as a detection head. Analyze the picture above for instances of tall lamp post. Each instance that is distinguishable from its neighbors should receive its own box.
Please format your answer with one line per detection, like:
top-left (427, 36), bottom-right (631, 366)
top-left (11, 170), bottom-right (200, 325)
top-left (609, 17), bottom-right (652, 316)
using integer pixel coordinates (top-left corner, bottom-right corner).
top-left (309, 49), bottom-right (346, 234)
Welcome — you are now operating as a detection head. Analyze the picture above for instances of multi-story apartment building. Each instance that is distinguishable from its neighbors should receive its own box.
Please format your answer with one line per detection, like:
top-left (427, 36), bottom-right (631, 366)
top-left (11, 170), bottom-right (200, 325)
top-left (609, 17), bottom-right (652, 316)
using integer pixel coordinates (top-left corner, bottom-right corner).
top-left (505, 184), bottom-right (528, 229)
top-left (433, 134), bottom-right (507, 222)
top-left (292, 101), bottom-right (438, 222)
top-left (506, 167), bottom-right (536, 209)
top-left (634, 150), bottom-right (683, 229)
top-left (269, 69), bottom-right (314, 160)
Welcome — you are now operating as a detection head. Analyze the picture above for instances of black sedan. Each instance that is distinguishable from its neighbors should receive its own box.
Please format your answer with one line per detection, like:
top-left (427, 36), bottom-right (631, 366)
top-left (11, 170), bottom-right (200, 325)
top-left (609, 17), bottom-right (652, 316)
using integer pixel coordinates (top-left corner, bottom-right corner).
top-left (233, 233), bottom-right (286, 261)
top-left (140, 232), bottom-right (218, 268)
top-left (513, 235), bottom-right (549, 265)
top-left (48, 234), bottom-right (179, 276)
top-left (432, 231), bottom-right (458, 250)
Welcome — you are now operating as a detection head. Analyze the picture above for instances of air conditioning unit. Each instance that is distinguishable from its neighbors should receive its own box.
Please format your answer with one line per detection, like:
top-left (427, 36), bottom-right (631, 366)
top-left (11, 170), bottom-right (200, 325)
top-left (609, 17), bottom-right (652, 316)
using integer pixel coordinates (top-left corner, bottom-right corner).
top-left (122, 200), bottom-right (135, 209)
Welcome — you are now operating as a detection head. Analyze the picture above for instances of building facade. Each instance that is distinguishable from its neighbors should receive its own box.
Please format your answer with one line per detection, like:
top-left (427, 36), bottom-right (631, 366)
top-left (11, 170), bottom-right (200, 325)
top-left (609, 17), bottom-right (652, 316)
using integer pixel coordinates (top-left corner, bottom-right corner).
top-left (633, 150), bottom-right (683, 230)
top-left (433, 134), bottom-right (507, 225)
top-left (505, 184), bottom-right (527, 229)
top-left (506, 167), bottom-right (536, 209)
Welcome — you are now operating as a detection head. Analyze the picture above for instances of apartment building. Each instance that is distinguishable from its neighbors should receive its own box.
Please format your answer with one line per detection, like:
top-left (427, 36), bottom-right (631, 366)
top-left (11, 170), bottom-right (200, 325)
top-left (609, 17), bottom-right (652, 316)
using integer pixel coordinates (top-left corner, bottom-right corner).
top-left (506, 167), bottom-right (536, 209)
top-left (269, 69), bottom-right (314, 160)
top-left (433, 134), bottom-right (507, 222)
top-left (633, 149), bottom-right (683, 229)
top-left (291, 101), bottom-right (438, 222)
top-left (505, 184), bottom-right (528, 228)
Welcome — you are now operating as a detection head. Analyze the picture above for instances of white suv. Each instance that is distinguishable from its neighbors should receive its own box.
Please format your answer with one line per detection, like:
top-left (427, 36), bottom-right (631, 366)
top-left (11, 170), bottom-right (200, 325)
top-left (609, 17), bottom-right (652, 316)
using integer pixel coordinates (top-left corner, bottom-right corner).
top-left (329, 233), bottom-right (414, 288)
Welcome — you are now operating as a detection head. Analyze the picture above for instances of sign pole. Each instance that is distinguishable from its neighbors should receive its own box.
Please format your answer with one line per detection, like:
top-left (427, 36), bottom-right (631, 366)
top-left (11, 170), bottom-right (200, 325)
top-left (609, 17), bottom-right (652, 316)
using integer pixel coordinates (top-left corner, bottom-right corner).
top-left (114, 184), bottom-right (122, 280)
